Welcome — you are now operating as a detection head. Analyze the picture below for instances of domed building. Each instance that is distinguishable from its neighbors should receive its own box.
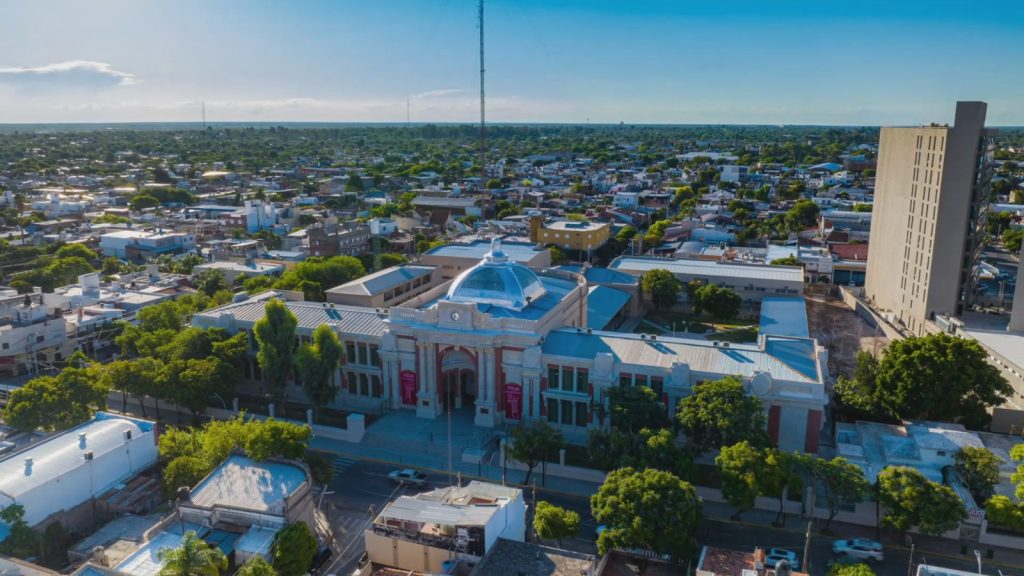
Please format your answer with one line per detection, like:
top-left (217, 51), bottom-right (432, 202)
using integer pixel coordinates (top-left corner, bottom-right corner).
top-left (195, 238), bottom-right (829, 452)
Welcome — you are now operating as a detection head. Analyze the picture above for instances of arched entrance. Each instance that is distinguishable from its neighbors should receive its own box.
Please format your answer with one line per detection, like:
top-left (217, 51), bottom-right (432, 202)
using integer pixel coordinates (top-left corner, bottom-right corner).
top-left (440, 348), bottom-right (477, 412)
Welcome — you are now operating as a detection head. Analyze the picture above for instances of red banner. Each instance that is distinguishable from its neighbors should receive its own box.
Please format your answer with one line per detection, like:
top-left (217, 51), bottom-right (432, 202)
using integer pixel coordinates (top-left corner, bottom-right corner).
top-left (505, 383), bottom-right (522, 420)
top-left (400, 370), bottom-right (418, 406)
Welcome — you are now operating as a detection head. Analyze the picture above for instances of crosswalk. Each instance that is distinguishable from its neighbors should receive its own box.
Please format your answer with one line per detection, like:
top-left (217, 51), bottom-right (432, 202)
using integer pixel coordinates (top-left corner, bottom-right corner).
top-left (330, 456), bottom-right (358, 477)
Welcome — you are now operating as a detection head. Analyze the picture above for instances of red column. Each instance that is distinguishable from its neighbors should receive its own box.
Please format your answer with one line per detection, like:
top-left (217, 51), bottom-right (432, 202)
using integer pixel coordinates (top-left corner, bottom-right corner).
top-left (804, 410), bottom-right (823, 454)
top-left (767, 405), bottom-right (781, 447)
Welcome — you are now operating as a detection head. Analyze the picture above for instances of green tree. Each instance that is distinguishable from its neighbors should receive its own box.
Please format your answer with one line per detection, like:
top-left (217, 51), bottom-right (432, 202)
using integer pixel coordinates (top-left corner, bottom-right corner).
top-left (606, 385), bottom-right (670, 433)
top-left (838, 334), bottom-right (1011, 428)
top-left (102, 256), bottom-right (122, 275)
top-left (164, 357), bottom-right (235, 419)
top-left (591, 467), bottom-right (702, 560)
top-left (533, 501), bottom-right (580, 547)
top-left (678, 376), bottom-right (768, 454)
top-left (236, 556), bottom-right (277, 576)
top-left (1004, 228), bottom-right (1023, 253)
top-left (4, 365), bottom-right (109, 432)
top-left (549, 245), bottom-right (569, 265)
top-left (716, 441), bottom-right (763, 520)
top-left (641, 268), bottom-right (681, 311)
top-left (508, 421), bottom-right (564, 485)
top-left (254, 299), bottom-right (299, 404)
top-left (784, 199), bottom-right (820, 231)
top-left (244, 418), bottom-right (311, 461)
top-left (954, 446), bottom-right (1002, 501)
top-left (0, 505), bottom-right (40, 559)
top-left (294, 324), bottom-right (343, 418)
top-left (485, 178), bottom-right (502, 189)
top-left (163, 456), bottom-right (209, 498)
top-left (692, 283), bottom-right (742, 320)
top-left (877, 466), bottom-right (967, 536)
top-left (770, 255), bottom-right (803, 267)
top-left (819, 457), bottom-right (871, 530)
top-left (157, 530), bottom-right (228, 576)
top-left (829, 564), bottom-right (876, 576)
top-left (271, 522), bottom-right (317, 576)
top-left (101, 358), bottom-right (162, 414)
top-left (55, 243), bottom-right (98, 260)
top-left (273, 256), bottom-right (366, 302)
top-left (195, 269), bottom-right (227, 296)
top-left (344, 174), bottom-right (364, 192)
top-left (130, 194), bottom-right (161, 211)
top-left (616, 225), bottom-right (637, 243)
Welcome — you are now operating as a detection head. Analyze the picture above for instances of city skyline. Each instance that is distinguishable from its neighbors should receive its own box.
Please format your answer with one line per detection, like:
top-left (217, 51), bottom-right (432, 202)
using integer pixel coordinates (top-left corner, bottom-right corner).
top-left (0, 0), bottom-right (1023, 125)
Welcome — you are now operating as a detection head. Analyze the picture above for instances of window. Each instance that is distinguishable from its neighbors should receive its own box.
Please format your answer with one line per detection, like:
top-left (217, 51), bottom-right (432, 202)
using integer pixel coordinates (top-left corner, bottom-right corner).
top-left (561, 399), bottom-right (573, 425)
top-left (619, 373), bottom-right (632, 388)
top-left (651, 376), bottom-right (664, 397)
top-left (575, 402), bottom-right (588, 427)
top-left (360, 374), bottom-right (369, 396)
top-left (370, 346), bottom-right (381, 367)
top-left (547, 398), bottom-right (558, 423)
top-left (346, 343), bottom-right (357, 364)
top-left (635, 374), bottom-right (649, 388)
top-left (548, 366), bottom-right (559, 390)
top-left (371, 375), bottom-right (383, 398)
top-left (347, 372), bottom-right (357, 394)
top-left (576, 369), bottom-right (589, 394)
top-left (562, 367), bottom-right (573, 392)
top-left (1, 343), bottom-right (7, 350)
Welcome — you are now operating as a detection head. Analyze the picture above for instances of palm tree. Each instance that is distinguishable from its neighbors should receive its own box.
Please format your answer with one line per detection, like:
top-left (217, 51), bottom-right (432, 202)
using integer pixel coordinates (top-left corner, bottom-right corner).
top-left (157, 530), bottom-right (227, 576)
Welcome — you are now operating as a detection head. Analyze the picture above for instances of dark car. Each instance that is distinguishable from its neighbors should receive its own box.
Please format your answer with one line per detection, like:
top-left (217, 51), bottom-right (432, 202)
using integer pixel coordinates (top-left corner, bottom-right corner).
top-left (309, 545), bottom-right (333, 575)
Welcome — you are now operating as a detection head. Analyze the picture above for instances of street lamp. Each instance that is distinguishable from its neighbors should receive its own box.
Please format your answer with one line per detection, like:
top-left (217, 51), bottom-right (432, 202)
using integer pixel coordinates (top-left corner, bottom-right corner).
top-left (974, 549), bottom-right (982, 574)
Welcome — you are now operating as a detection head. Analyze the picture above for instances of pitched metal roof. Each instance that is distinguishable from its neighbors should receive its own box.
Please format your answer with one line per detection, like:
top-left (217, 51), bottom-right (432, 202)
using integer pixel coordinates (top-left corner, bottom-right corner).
top-left (193, 298), bottom-right (388, 337)
top-left (541, 329), bottom-right (819, 383)
top-left (586, 286), bottom-right (631, 330)
top-left (610, 256), bottom-right (803, 283)
top-left (326, 264), bottom-right (436, 297)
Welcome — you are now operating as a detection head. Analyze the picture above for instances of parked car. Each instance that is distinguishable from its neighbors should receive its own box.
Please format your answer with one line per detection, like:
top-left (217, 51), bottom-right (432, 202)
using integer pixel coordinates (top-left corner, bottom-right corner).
top-left (832, 538), bottom-right (884, 562)
top-left (764, 548), bottom-right (798, 569)
top-left (388, 468), bottom-right (428, 486)
top-left (309, 545), bottom-right (333, 574)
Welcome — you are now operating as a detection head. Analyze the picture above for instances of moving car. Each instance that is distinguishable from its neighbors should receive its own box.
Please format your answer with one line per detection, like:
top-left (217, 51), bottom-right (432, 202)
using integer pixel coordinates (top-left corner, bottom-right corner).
top-left (832, 538), bottom-right (884, 562)
top-left (764, 548), bottom-right (798, 569)
top-left (388, 468), bottom-right (428, 486)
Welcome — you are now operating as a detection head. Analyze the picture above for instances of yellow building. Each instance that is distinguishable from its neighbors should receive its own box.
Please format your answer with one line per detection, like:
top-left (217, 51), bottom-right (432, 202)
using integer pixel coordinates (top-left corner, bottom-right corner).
top-left (531, 216), bottom-right (610, 251)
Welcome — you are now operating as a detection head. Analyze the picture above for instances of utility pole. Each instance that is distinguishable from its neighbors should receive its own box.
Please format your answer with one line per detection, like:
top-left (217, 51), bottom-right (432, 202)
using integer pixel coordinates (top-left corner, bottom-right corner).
top-left (802, 480), bottom-right (814, 574)
top-left (478, 0), bottom-right (486, 185)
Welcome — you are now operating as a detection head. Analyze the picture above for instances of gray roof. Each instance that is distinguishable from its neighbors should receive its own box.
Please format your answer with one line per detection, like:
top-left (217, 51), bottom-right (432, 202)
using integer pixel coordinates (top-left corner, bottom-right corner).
top-left (759, 297), bottom-right (809, 338)
top-left (193, 297), bottom-right (388, 337)
top-left (189, 455), bottom-right (306, 514)
top-left (380, 495), bottom-right (497, 527)
top-left (411, 196), bottom-right (479, 208)
top-left (471, 539), bottom-right (594, 576)
top-left (586, 285), bottom-right (631, 330)
top-left (425, 240), bottom-right (544, 262)
top-left (326, 264), bottom-right (436, 297)
top-left (542, 329), bottom-right (819, 383)
top-left (610, 256), bottom-right (803, 283)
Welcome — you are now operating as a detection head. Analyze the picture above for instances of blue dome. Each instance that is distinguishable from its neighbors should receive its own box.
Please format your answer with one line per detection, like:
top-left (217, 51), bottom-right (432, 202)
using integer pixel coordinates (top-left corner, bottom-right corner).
top-left (445, 239), bottom-right (546, 310)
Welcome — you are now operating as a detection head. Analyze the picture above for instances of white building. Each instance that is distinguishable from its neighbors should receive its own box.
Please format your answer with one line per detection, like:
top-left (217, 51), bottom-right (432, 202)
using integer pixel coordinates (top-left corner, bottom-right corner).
top-left (720, 165), bottom-right (749, 183)
top-left (365, 481), bottom-right (525, 574)
top-left (612, 192), bottom-right (639, 210)
top-left (244, 200), bottom-right (277, 233)
top-left (30, 193), bottom-right (89, 218)
top-left (99, 230), bottom-right (196, 262)
top-left (0, 291), bottom-right (67, 368)
top-left (368, 217), bottom-right (398, 236)
top-left (192, 260), bottom-right (285, 284)
top-left (0, 413), bottom-right (158, 526)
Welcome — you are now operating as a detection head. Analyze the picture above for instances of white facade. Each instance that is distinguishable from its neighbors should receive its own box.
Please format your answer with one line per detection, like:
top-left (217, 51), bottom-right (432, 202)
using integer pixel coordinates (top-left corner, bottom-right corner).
top-left (720, 165), bottom-right (749, 183)
top-left (244, 200), bottom-right (277, 233)
top-left (612, 192), bottom-right (639, 210)
top-left (369, 217), bottom-right (398, 236)
top-left (99, 230), bottom-right (196, 260)
top-left (0, 413), bottom-right (158, 526)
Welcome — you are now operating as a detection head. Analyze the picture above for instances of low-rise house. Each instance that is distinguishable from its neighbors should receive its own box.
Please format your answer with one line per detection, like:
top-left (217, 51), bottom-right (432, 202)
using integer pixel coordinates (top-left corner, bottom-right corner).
top-left (365, 482), bottom-right (526, 574)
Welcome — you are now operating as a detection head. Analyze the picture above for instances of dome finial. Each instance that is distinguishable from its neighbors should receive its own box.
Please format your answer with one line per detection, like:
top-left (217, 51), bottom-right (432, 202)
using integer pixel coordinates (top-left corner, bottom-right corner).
top-left (485, 237), bottom-right (507, 263)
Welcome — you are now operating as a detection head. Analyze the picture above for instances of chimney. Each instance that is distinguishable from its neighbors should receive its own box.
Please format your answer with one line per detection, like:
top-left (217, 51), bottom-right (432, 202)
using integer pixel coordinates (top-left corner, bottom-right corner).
top-left (24, 457), bottom-right (33, 474)
top-left (79, 432), bottom-right (87, 448)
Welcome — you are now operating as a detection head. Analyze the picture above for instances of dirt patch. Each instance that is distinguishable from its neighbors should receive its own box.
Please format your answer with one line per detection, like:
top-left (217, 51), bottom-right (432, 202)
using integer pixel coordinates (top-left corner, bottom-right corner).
top-left (806, 295), bottom-right (888, 378)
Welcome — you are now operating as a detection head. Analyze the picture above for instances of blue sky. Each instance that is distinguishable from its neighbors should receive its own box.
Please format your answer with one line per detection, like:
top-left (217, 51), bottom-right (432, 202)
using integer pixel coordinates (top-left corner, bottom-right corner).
top-left (0, 0), bottom-right (1021, 125)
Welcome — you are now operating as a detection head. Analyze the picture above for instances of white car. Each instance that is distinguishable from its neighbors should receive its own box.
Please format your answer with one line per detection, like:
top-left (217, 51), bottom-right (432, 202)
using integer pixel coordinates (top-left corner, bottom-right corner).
top-left (388, 468), bottom-right (428, 486)
top-left (832, 538), bottom-right (884, 562)
top-left (764, 548), bottom-right (798, 569)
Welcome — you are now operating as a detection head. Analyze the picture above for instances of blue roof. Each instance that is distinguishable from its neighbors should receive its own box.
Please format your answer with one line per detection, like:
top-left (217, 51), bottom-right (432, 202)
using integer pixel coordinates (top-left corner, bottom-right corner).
top-left (556, 265), bottom-right (638, 286)
top-left (587, 286), bottom-right (631, 330)
top-left (759, 297), bottom-right (809, 338)
top-left (541, 329), bottom-right (819, 383)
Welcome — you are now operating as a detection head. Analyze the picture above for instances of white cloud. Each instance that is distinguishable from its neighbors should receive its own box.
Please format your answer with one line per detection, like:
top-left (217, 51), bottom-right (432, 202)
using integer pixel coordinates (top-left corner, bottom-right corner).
top-left (0, 60), bottom-right (137, 88)
top-left (411, 88), bottom-right (465, 99)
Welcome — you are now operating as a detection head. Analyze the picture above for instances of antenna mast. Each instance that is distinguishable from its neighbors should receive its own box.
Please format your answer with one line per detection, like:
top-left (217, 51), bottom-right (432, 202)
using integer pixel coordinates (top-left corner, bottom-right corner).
top-left (478, 0), bottom-right (486, 185)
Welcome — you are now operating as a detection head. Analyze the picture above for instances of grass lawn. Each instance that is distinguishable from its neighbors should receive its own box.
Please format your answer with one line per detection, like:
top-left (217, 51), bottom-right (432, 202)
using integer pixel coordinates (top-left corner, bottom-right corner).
top-left (712, 326), bottom-right (760, 343)
top-left (645, 308), bottom-right (757, 335)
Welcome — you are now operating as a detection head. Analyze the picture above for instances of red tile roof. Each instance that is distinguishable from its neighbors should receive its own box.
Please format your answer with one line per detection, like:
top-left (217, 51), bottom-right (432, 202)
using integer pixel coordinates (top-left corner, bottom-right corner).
top-left (831, 243), bottom-right (869, 261)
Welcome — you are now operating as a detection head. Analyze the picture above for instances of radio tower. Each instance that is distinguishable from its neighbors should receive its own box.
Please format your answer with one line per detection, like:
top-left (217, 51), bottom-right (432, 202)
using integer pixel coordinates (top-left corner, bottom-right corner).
top-left (478, 0), bottom-right (486, 185)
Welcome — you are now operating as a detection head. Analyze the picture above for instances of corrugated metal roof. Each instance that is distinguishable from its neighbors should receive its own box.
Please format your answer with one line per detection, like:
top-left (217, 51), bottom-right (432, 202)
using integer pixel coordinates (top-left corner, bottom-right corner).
top-left (381, 495), bottom-right (497, 527)
top-left (327, 264), bottom-right (436, 297)
top-left (425, 240), bottom-right (543, 262)
top-left (610, 256), bottom-right (803, 283)
top-left (541, 329), bottom-right (818, 383)
top-left (235, 525), bottom-right (279, 555)
top-left (188, 455), bottom-right (307, 513)
top-left (194, 299), bottom-right (388, 337)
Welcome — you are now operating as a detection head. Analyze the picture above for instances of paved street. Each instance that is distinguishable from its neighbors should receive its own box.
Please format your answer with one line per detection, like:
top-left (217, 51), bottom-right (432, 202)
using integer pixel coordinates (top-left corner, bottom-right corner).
top-left (316, 454), bottom-right (1023, 576)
